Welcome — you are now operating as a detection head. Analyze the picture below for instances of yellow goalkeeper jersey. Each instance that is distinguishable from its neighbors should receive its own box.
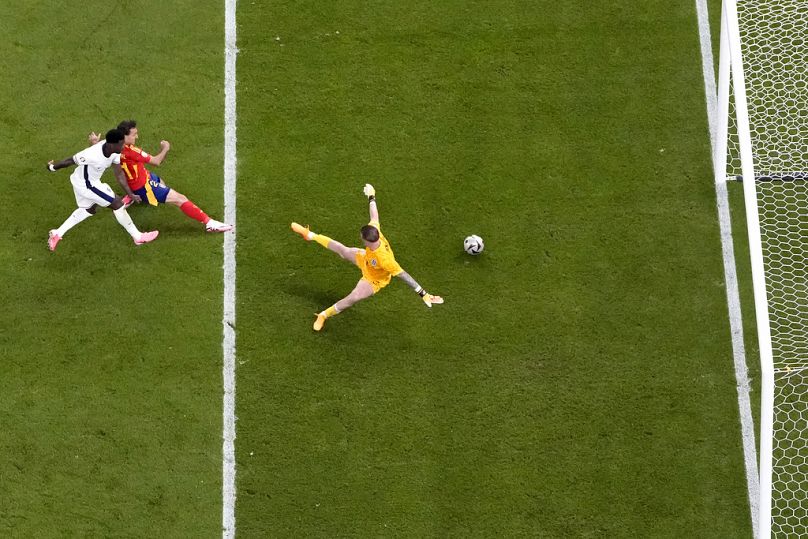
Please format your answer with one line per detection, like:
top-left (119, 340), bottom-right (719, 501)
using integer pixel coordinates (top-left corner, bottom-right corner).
top-left (355, 220), bottom-right (402, 291)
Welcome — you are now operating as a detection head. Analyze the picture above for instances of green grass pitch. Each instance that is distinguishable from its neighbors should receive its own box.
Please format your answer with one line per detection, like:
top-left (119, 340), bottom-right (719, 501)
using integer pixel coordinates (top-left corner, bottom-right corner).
top-left (0, 0), bottom-right (754, 536)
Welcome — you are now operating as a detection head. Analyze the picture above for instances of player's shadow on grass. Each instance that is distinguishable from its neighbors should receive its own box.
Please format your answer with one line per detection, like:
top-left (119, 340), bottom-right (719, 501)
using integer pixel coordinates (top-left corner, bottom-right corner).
top-left (123, 208), bottom-right (206, 237)
top-left (285, 280), bottom-right (341, 308)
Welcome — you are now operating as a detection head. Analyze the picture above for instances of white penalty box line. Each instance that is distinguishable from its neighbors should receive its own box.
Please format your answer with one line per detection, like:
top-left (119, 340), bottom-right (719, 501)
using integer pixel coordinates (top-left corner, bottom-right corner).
top-left (222, 0), bottom-right (238, 537)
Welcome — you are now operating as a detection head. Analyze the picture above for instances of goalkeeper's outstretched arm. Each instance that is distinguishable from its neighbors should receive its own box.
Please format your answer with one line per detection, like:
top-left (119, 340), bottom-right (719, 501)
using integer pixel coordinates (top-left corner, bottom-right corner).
top-left (364, 183), bottom-right (379, 222)
top-left (396, 270), bottom-right (444, 307)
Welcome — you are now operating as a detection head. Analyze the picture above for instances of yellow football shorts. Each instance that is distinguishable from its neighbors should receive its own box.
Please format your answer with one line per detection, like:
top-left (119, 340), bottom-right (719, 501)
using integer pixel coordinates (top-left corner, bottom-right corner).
top-left (355, 252), bottom-right (391, 293)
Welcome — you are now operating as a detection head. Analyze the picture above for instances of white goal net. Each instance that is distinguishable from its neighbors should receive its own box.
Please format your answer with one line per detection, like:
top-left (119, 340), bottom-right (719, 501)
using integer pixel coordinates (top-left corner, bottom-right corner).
top-left (721, 1), bottom-right (808, 536)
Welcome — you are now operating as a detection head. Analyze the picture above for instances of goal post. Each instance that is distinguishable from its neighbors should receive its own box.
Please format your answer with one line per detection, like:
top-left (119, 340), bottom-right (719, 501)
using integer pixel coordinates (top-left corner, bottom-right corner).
top-left (716, 1), bottom-right (808, 537)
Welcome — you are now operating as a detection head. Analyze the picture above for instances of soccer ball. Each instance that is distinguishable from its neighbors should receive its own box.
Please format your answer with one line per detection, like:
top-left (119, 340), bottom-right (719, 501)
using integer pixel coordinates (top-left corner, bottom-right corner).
top-left (464, 235), bottom-right (484, 255)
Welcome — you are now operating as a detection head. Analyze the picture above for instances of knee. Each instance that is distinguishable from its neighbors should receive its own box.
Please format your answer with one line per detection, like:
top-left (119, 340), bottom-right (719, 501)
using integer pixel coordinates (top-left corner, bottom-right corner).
top-left (171, 191), bottom-right (188, 206)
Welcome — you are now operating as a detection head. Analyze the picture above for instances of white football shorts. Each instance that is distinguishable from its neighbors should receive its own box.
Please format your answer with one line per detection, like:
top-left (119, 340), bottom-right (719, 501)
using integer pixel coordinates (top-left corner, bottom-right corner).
top-left (70, 176), bottom-right (116, 208)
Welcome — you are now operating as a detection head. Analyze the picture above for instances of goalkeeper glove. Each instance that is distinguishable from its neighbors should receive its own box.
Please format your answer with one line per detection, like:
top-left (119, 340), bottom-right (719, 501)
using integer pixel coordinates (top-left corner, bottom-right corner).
top-left (418, 289), bottom-right (444, 308)
top-left (363, 183), bottom-right (376, 200)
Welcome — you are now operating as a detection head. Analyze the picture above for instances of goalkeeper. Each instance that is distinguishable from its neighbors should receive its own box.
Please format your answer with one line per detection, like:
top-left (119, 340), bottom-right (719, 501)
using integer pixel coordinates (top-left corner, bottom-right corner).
top-left (291, 184), bottom-right (444, 331)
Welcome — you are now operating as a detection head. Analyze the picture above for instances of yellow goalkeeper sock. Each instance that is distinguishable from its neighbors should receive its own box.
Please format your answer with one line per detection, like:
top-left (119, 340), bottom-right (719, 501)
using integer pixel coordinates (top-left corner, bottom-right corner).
top-left (322, 304), bottom-right (340, 318)
top-left (314, 234), bottom-right (332, 248)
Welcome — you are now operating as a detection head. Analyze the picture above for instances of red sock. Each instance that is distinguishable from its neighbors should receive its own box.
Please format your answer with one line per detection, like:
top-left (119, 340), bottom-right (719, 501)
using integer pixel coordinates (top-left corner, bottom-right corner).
top-left (180, 201), bottom-right (209, 224)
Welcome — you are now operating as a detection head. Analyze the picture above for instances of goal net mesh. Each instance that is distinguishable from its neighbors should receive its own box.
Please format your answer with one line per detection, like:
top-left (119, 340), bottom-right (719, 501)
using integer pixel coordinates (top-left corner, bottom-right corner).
top-left (727, 1), bottom-right (808, 535)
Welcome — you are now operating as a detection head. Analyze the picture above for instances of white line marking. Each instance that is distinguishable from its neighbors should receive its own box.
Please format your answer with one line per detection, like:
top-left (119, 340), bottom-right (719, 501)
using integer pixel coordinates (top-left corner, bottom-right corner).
top-left (695, 0), bottom-right (760, 534)
top-left (223, 0), bottom-right (238, 536)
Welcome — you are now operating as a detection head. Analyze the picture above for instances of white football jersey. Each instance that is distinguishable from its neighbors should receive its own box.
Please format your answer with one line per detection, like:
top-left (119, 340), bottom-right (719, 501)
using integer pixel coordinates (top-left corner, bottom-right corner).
top-left (69, 141), bottom-right (121, 185)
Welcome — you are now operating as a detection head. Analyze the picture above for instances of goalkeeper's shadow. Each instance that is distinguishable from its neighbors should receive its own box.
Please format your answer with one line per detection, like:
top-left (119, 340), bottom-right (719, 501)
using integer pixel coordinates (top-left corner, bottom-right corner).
top-left (285, 281), bottom-right (343, 308)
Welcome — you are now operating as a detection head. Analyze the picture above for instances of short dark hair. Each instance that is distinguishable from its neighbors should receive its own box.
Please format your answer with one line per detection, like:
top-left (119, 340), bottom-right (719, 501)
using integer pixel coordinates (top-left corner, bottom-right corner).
top-left (105, 128), bottom-right (125, 144)
top-left (117, 119), bottom-right (137, 135)
top-left (360, 225), bottom-right (379, 243)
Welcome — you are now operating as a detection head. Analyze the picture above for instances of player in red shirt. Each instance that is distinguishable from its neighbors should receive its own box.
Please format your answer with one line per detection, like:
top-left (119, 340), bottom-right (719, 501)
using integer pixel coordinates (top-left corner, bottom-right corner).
top-left (89, 120), bottom-right (232, 233)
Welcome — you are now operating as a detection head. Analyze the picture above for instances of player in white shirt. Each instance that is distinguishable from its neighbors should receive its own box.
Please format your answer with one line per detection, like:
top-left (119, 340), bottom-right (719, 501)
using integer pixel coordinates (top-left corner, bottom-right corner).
top-left (46, 128), bottom-right (158, 251)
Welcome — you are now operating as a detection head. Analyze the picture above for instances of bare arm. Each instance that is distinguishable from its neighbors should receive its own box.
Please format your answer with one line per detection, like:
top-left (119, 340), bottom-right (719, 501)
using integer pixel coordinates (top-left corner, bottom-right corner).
top-left (396, 270), bottom-right (422, 292)
top-left (111, 162), bottom-right (141, 202)
top-left (364, 183), bottom-right (379, 222)
top-left (88, 132), bottom-right (170, 166)
top-left (46, 156), bottom-right (76, 171)
top-left (395, 270), bottom-right (444, 307)
top-left (148, 140), bottom-right (171, 166)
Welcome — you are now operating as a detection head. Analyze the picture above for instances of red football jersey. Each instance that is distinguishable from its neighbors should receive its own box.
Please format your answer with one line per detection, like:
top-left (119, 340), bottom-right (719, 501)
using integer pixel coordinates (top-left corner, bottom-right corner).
top-left (120, 144), bottom-right (153, 190)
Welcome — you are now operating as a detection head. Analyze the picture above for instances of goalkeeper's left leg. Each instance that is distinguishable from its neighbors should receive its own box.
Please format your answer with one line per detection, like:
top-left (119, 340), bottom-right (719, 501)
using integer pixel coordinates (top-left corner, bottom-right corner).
top-left (313, 279), bottom-right (374, 331)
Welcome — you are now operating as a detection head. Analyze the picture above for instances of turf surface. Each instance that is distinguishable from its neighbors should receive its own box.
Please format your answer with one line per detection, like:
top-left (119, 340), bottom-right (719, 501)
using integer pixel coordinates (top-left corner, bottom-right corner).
top-left (0, 0), bottom-right (754, 536)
